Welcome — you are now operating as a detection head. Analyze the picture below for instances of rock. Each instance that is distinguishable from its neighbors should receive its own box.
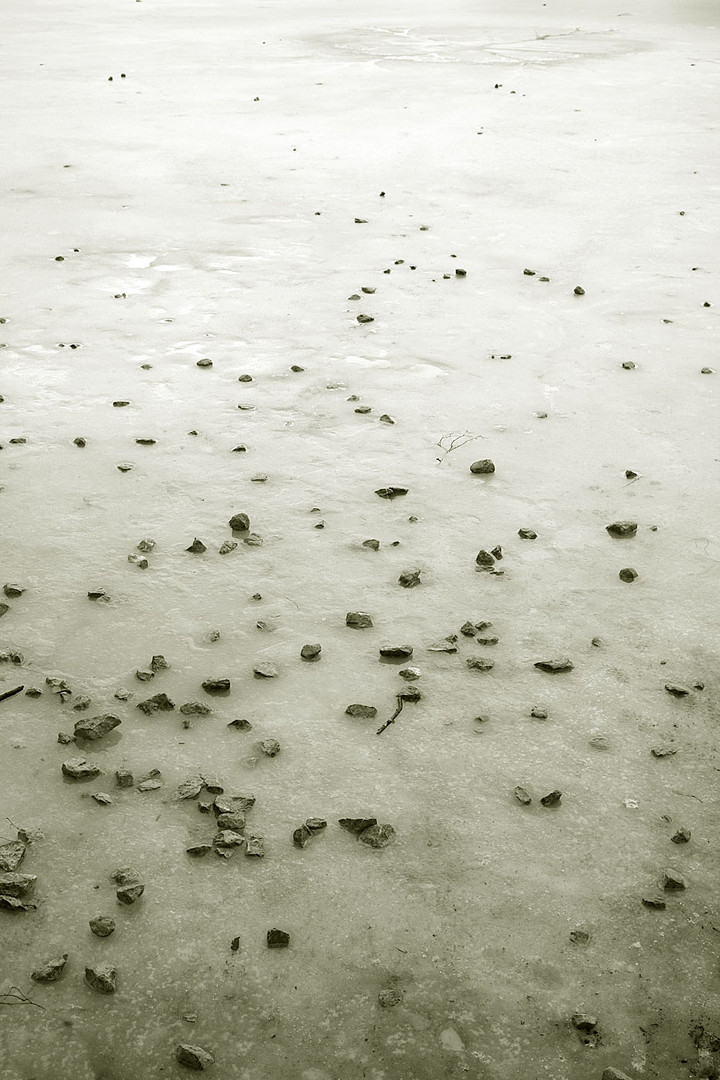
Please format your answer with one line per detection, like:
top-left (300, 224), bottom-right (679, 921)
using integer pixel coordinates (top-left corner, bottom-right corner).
top-left (379, 989), bottom-right (404, 1007)
top-left (455, 268), bottom-right (467, 277)
top-left (175, 777), bottom-right (204, 800)
top-left (606, 521), bottom-right (638, 538)
top-left (651, 745), bottom-right (677, 758)
top-left (138, 779), bottom-right (162, 792)
top-left (701, 367), bottom-right (713, 374)
top-left (89, 915), bottom-right (115, 937)
top-left (355, 405), bottom-right (372, 414)
top-left (74, 437), bottom-right (86, 447)
top-left (518, 528), bottom-right (537, 539)
top-left (128, 553), bottom-right (149, 569)
top-left (135, 438), bottom-right (156, 446)
top-left (569, 930), bottom-right (590, 944)
top-left (136, 692), bottom-right (175, 714)
top-left (339, 817), bottom-right (377, 835)
top-left (619, 567), bottom-right (638, 582)
top-left (301, 643), bottom-right (321, 660)
top-left (117, 462), bottom-right (135, 472)
top-left (427, 640), bottom-right (457, 653)
top-left (540, 790), bottom-right (562, 807)
top-left (3, 583), bottom-right (24, 598)
top-left (243, 533), bottom-right (263, 546)
top-left (0, 872), bottom-right (36, 897)
top-left (267, 928), bottom-right (289, 948)
top-left (117, 883), bottom-right (145, 904)
top-left (74, 714), bottom-right (121, 740)
top-left (573, 285), bottom-right (585, 295)
top-left (186, 844), bottom-right (212, 857)
top-left (475, 550), bottom-right (495, 568)
top-left (216, 812), bottom-right (246, 832)
top-left (87, 590), bottom-right (110, 602)
top-left (91, 792), bottom-right (113, 805)
top-left (176, 1044), bottom-right (215, 1070)
top-left (201, 775), bottom-right (224, 794)
top-left (228, 513), bottom-right (250, 532)
top-left (346, 611), bottom-right (373, 629)
top-left (72, 696), bottom-right (91, 711)
top-left (399, 667), bottom-right (421, 681)
top-left (439, 1028), bottom-right (465, 1052)
top-left (345, 704), bottom-right (377, 719)
top-left (196, 358), bottom-right (213, 368)
top-left (180, 702), bottom-right (211, 716)
top-left (470, 459), bottom-right (495, 474)
top-left (25, 687), bottom-right (43, 697)
top-left (476, 634), bottom-right (499, 646)
top-left (662, 868), bottom-right (687, 890)
top-left (150, 655), bottom-right (169, 672)
top-left (293, 825), bottom-right (312, 848)
top-left (213, 830), bottom-right (245, 849)
top-left (374, 486), bottom-right (408, 499)
top-left (259, 738), bottom-right (281, 757)
top-left (621, 361), bottom-right (636, 370)
top-left (514, 787), bottom-right (532, 805)
top-left (0, 603), bottom-right (9, 618)
top-left (227, 717), bottom-right (252, 731)
top-left (186, 539), bottom-right (207, 554)
top-left (530, 706), bottom-right (548, 719)
top-left (398, 569), bottom-right (421, 588)
top-left (85, 964), bottom-right (117, 994)
top-left (602, 1070), bottom-right (632, 1080)
top-left (62, 758), bottom-right (101, 779)
top-left (362, 539), bottom-right (380, 550)
top-left (31, 954), bottom-right (68, 982)
top-left (460, 621), bottom-right (476, 636)
top-left (379, 414), bottom-right (395, 424)
top-left (571, 1013), bottom-right (597, 1032)
top-left (245, 835), bottom-right (265, 857)
top-left (115, 769), bottom-right (134, 788)
top-left (491, 545), bottom-right (503, 560)
top-left (466, 657), bottom-right (494, 671)
top-left (379, 644), bottom-right (413, 658)
top-left (589, 735), bottom-right (610, 750)
top-left (359, 824), bottom-right (395, 848)
top-left (238, 374), bottom-right (253, 382)
top-left (664, 683), bottom-right (691, 697)
top-left (114, 688), bottom-right (132, 701)
top-left (0, 840), bottom-right (26, 872)
top-left (253, 662), bottom-right (278, 678)
top-left (357, 314), bottom-right (374, 323)
top-left (202, 678), bottom-right (231, 694)
top-left (534, 658), bottom-right (574, 673)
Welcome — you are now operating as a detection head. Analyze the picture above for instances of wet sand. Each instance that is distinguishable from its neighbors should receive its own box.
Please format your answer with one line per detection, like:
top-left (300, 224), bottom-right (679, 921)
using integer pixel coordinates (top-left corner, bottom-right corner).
top-left (1, 0), bottom-right (719, 1077)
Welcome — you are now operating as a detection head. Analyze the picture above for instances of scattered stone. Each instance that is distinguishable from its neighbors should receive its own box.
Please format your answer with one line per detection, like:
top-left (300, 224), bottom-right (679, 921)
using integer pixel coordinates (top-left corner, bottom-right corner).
top-left (213, 830), bottom-right (245, 849)
top-left (186, 844), bottom-right (212, 857)
top-left (346, 611), bottom-right (373, 629)
top-left (175, 777), bottom-right (204, 800)
top-left (345, 704), bottom-right (377, 719)
top-left (601, 1070), bottom-right (633, 1080)
top-left (0, 841), bottom-right (26, 872)
top-left (74, 713), bottom-right (122, 741)
top-left (641, 895), bottom-right (666, 910)
top-left (267, 928), bottom-right (289, 948)
top-left (74, 437), bottom-right (86, 447)
top-left (476, 634), bottom-right (499, 646)
top-left (573, 285), bottom-right (585, 296)
top-left (228, 513), bottom-right (250, 532)
top-left (251, 474), bottom-right (268, 483)
top-left (3, 584), bottom-right (24, 599)
top-left (31, 954), bottom-right (68, 983)
top-left (518, 528), bottom-right (537, 539)
top-left (606, 521), bottom-right (638, 538)
top-left (62, 758), bottom-right (101, 779)
top-left (379, 644), bottom-right (413, 658)
top-left (150, 655), bottom-right (169, 673)
top-left (57, 732), bottom-right (74, 744)
top-left (359, 823), bottom-right (395, 848)
top-left (339, 818), bottom-right (377, 835)
top-left (569, 930), bottom-right (590, 945)
top-left (534, 658), bottom-right (574, 673)
top-left (136, 692), bottom-right (175, 714)
top-left (201, 775), bottom-right (224, 794)
top-left (0, 603), bottom-right (9, 618)
top-left (115, 688), bottom-right (132, 700)
top-left (117, 883), bottom-right (145, 904)
top-left (112, 866), bottom-right (140, 886)
top-left (664, 683), bottom-right (691, 697)
top-left (253, 662), bottom-right (278, 678)
top-left (671, 827), bottom-right (691, 844)
top-left (398, 569), bottom-right (421, 588)
top-left (238, 374), bottom-right (253, 382)
top-left (357, 314), bottom-right (374, 323)
top-left (259, 738), bottom-right (281, 757)
top-left (455, 268), bottom-right (467, 277)
top-left (293, 825), bottom-right (312, 848)
top-left (137, 779), bottom-right (162, 792)
top-left (701, 367), bottom-right (713, 374)
top-left (216, 812), bottom-right (246, 832)
top-left (466, 657), bottom-right (494, 671)
top-left (651, 745), bottom-right (677, 758)
top-left (621, 361), bottom-right (636, 370)
top-left (379, 414), bottom-right (395, 424)
top-left (231, 445), bottom-right (247, 453)
top-left (540, 790), bottom-right (562, 807)
top-left (427, 640), bottom-right (457, 653)
top-left (0, 872), bottom-right (36, 899)
top-left (619, 567), bottom-right (638, 582)
top-left (115, 769), bottom-right (133, 788)
top-left (87, 590), bottom-right (110, 602)
top-left (355, 405), bottom-right (372, 414)
top-left (218, 540), bottom-right (237, 555)
top-left (470, 459), bottom-right (495, 474)
top-left (89, 915), bottom-right (115, 937)
top-left (245, 835), bottom-right (265, 857)
top-left (85, 964), bottom-right (117, 994)
top-left (72, 696), bottom-right (91, 711)
top-left (135, 438), bottom-right (156, 445)
top-left (176, 1044), bottom-right (215, 1071)
top-left (530, 706), bottom-right (548, 719)
top-left (300, 643), bottom-right (321, 661)
top-left (589, 735), bottom-right (610, 750)
top-left (475, 550), bottom-right (495, 568)
top-left (117, 462), bottom-right (134, 472)
top-left (186, 539), bottom-right (207, 554)
top-left (399, 667), bottom-right (421, 680)
top-left (128, 553), bottom-right (149, 569)
top-left (514, 787), bottom-right (532, 805)
top-left (25, 687), bottom-right (43, 697)
top-left (227, 718), bottom-right (252, 732)
top-left (196, 358), bottom-right (213, 368)
top-left (91, 792), bottom-right (114, 805)
top-left (180, 702), bottom-right (211, 717)
top-left (460, 621), bottom-right (476, 636)
top-left (662, 868), bottom-right (687, 890)
top-left (112, 401), bottom-right (130, 408)
top-left (243, 533), bottom-right (263, 546)
top-left (214, 793), bottom-right (255, 814)
top-left (207, 630), bottom-right (221, 642)
top-left (374, 486), bottom-right (408, 500)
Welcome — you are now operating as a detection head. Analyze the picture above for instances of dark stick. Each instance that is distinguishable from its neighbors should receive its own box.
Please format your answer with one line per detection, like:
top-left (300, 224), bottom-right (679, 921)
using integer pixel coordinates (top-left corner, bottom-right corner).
top-left (0, 685), bottom-right (23, 703)
top-left (377, 695), bottom-right (404, 735)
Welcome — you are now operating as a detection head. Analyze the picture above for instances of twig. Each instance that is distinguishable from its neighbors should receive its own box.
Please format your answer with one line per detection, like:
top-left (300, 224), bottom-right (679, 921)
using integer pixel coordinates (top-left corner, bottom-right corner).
top-left (377, 695), bottom-right (404, 735)
top-left (435, 431), bottom-right (484, 464)
top-left (0, 685), bottom-right (24, 703)
top-left (0, 986), bottom-right (45, 1011)
top-left (672, 790), bottom-right (704, 802)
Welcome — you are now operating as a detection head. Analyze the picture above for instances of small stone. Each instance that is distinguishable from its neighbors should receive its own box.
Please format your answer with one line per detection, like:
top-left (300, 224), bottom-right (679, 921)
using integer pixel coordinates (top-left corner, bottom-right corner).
top-left (466, 657), bottom-right (494, 671)
top-left (3, 584), bottom-right (24, 599)
top-left (219, 540), bottom-right (237, 555)
top-left (427, 639), bottom-right (457, 653)
top-left (57, 731), bottom-right (74, 744)
top-left (238, 374), bottom-right (253, 382)
top-left (128, 553), bottom-right (149, 569)
top-left (573, 285), bottom-right (585, 295)
top-left (216, 812), bottom-right (246, 831)
top-left (518, 528), bottom-right (537, 539)
top-left (701, 366), bottom-right (713, 374)
top-left (231, 445), bottom-right (247, 453)
top-left (111, 866), bottom-right (141, 886)
top-left (534, 658), bottom-right (574, 673)
top-left (398, 569), bottom-right (421, 588)
top-left (375, 486), bottom-right (408, 499)
top-left (253, 662), bottom-right (278, 678)
top-left (589, 735), bottom-right (610, 750)
top-left (379, 414), bottom-right (395, 424)
top-left (601, 1070), bottom-right (633, 1080)
top-left (357, 314), bottom-right (374, 323)
top-left (293, 825), bottom-right (312, 848)
top-left (476, 634), bottom-right (499, 646)
top-left (571, 1013), bottom-right (597, 1032)
top-left (227, 718), bottom-right (252, 731)
top-left (267, 928), bottom-right (289, 948)
top-left (606, 521), bottom-right (638, 538)
top-left (664, 683), bottom-right (691, 697)
top-left (116, 883), bottom-right (145, 904)
top-left (259, 738), bottom-right (281, 757)
top-left (175, 1044), bottom-right (215, 1070)
top-left (135, 669), bottom-right (154, 682)
top-left (91, 792), bottom-right (114, 805)
top-left (662, 868), bottom-right (687, 890)
top-left (359, 823), bottom-right (395, 848)
top-left (346, 611), bottom-right (373, 629)
top-left (290, 364), bottom-right (304, 372)
top-left (245, 835), bottom-right (265, 857)
top-left (228, 513), bottom-right (250, 532)
top-left (491, 545), bottom-right (503, 560)
top-left (540, 790), bottom-right (562, 807)
top-left (339, 818), bottom-right (377, 836)
top-left (355, 405), bottom-right (372, 414)
top-left (201, 775), bottom-right (224, 794)
top-left (641, 896), bottom-right (667, 910)
top-left (671, 827), bottom-right (691, 844)
top-left (213, 830), bottom-right (245, 849)
top-left (25, 687), bottom-right (43, 697)
top-left (619, 567), bottom-right (638, 582)
top-left (301, 643), bottom-right (321, 660)
top-left (399, 668), bottom-right (421, 681)
top-left (455, 268), bottom-right (467, 277)
top-left (136, 692), bottom-right (175, 714)
top-left (625, 469), bottom-right (638, 479)
top-left (569, 930), bottom-right (590, 944)
top-left (0, 841), bottom-right (26, 872)
top-left (523, 268), bottom-right (536, 276)
top-left (470, 459), bottom-right (495, 474)
top-left (72, 696), bottom-right (91, 711)
top-left (31, 952), bottom-right (68, 983)
top-left (115, 768), bottom-right (134, 788)
top-left (379, 644), bottom-right (413, 658)
top-left (186, 539), bottom-right (207, 553)
top-left (180, 702), bottom-right (211, 716)
top-left (135, 438), bottom-right (156, 445)
top-left (150, 655), bottom-right (169, 673)
top-left (475, 549), bottom-right (495, 567)
top-left (197, 358), bottom-right (213, 368)
top-left (87, 590), bottom-right (110, 602)
top-left (251, 474), bottom-right (268, 482)
top-left (379, 989), bottom-right (404, 1007)
top-left (243, 533), bottom-right (263, 546)
top-left (460, 621), bottom-right (476, 636)
top-left (89, 915), bottom-right (115, 937)
top-left (137, 779), bottom-right (162, 791)
top-left (62, 758), bottom-right (101, 779)
top-left (175, 777), bottom-right (204, 800)
top-left (345, 704), bottom-right (378, 719)
top-left (85, 964), bottom-right (117, 994)
top-left (530, 706), bottom-right (548, 719)
top-left (514, 787), bottom-right (532, 805)
top-left (651, 745), bottom-right (677, 758)
top-left (202, 678), bottom-right (231, 694)
top-left (621, 361), bottom-right (636, 370)
top-left (112, 401), bottom-right (130, 408)
top-left (186, 844), bottom-right (212, 857)
top-left (137, 538), bottom-right (156, 552)
top-left (117, 462), bottom-right (134, 472)
top-left (74, 437), bottom-right (86, 447)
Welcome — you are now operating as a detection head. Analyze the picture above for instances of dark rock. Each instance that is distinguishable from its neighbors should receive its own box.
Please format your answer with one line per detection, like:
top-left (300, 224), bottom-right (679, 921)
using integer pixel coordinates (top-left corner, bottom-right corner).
top-left (534, 658), bottom-right (573, 673)
top-left (345, 704), bottom-right (377, 720)
top-left (379, 644), bottom-right (413, 658)
top-left (25, 687), bottom-right (43, 697)
top-left (701, 367), bottom-right (713, 374)
top-left (362, 539), bottom-right (380, 550)
top-left (0, 895), bottom-right (37, 911)
top-left (186, 539), bottom-right (207, 554)
top-left (664, 683), bottom-right (691, 697)
top-left (135, 438), bottom-right (156, 445)
top-left (230, 446), bottom-right (246, 454)
top-left (379, 414), bottom-right (395, 424)
top-left (135, 669), bottom-right (154, 682)
top-left (115, 769), bottom-right (134, 788)
top-left (476, 634), bottom-right (499, 646)
top-left (0, 872), bottom-right (36, 897)
top-left (618, 567), bottom-right (638, 582)
top-left (138, 540), bottom-right (157, 556)
top-left (455, 268), bottom-right (467, 277)
top-left (196, 358), bottom-right (213, 368)
top-left (228, 513), bottom-right (250, 532)
top-left (202, 678), bottom-right (231, 694)
top-left (201, 775), bottom-right (224, 794)
top-left (514, 787), bottom-right (532, 805)
top-left (375, 486), bottom-right (408, 500)
top-left (256, 620), bottom-right (275, 632)
top-left (290, 364), bottom-right (305, 372)
top-left (72, 696), bottom-right (91, 711)
top-left (470, 459), bottom-right (495, 474)
top-left (0, 840), bottom-right (25, 872)
top-left (112, 401), bottom-right (130, 408)
top-left (569, 930), bottom-right (590, 944)
top-left (227, 717), bottom-right (252, 731)
top-left (379, 989), bottom-right (404, 1007)
top-left (62, 757), bottom-right (101, 779)
top-left (399, 685), bottom-right (421, 702)
top-left (3, 584), bottom-right (24, 598)
top-left (238, 374), bottom-right (253, 382)
top-left (339, 817), bottom-right (377, 835)
top-left (621, 361), bottom-right (636, 370)
top-left (540, 790), bottom-right (562, 807)
top-left (136, 692), bottom-right (175, 714)
top-left (219, 540), bottom-right (237, 556)
top-left (523, 268), bottom-right (536, 276)
top-left (301, 643), bottom-right (321, 660)
top-left (31, 953), bottom-right (68, 982)
top-left (57, 731), bottom-right (75, 745)
top-left (111, 866), bottom-right (140, 885)
top-left (267, 928), bottom-right (289, 948)
top-left (245, 835), bottom-right (265, 857)
top-left (180, 702), bottom-right (211, 716)
top-left (89, 915), bottom-right (116, 936)
top-left (85, 964), bottom-right (117, 994)
top-left (346, 611), bottom-right (373, 629)
top-left (460, 621), bottom-right (477, 636)
top-left (490, 546), bottom-right (503, 560)
top-left (606, 521), bottom-right (638, 538)
top-left (466, 657), bottom-right (494, 671)
top-left (671, 827), bottom-right (691, 844)
top-left (213, 830), bottom-right (245, 849)
top-left (357, 314), bottom-right (374, 323)
top-left (359, 823), bottom-right (395, 848)
top-left (253, 662), bottom-right (278, 678)
top-left (475, 550), bottom-right (495, 568)
top-left (186, 844), bottom-right (212, 857)
top-left (117, 883), bottom-right (145, 904)
top-left (175, 1044), bottom-right (215, 1070)
top-left (216, 812), bottom-right (246, 832)
top-left (87, 590), bottom-right (110, 602)
top-left (259, 738), bottom-right (281, 757)
top-left (651, 745), bottom-right (677, 758)
top-left (74, 714), bottom-right (121, 740)
top-left (243, 533), bottom-right (263, 546)
top-left (573, 285), bottom-right (585, 295)
top-left (293, 825), bottom-right (312, 849)
top-left (117, 462), bottom-right (134, 472)
top-left (398, 569), bottom-right (421, 588)
top-left (518, 528), bottom-right (537, 539)
top-left (662, 868), bottom-right (687, 890)
top-left (0, 603), bottom-right (9, 618)
top-left (306, 818), bottom-right (327, 833)
top-left (150, 655), bottom-right (169, 672)
top-left (530, 706), bottom-right (548, 719)
top-left (355, 405), bottom-right (372, 414)
top-left (74, 437), bottom-right (86, 447)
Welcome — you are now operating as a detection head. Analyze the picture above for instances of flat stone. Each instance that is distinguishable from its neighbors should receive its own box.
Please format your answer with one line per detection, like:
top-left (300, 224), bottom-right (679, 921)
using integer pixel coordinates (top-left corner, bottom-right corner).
top-left (243, 533), bottom-right (263, 546)
top-left (301, 643), bottom-right (321, 660)
top-left (374, 486), bottom-right (408, 499)
top-left (136, 692), bottom-right (175, 714)
top-left (137, 779), bottom-right (162, 791)
top-left (72, 696), bottom-right (92, 711)
top-left (175, 777), bottom-right (204, 800)
top-left (514, 787), bottom-right (532, 805)
top-left (111, 866), bottom-right (140, 885)
top-left (476, 634), bottom-right (499, 646)
top-left (62, 758), bottom-right (101, 779)
top-left (534, 658), bottom-right (574, 673)
top-left (518, 528), bottom-right (537, 539)
top-left (466, 657), bottom-right (494, 671)
top-left (379, 414), bottom-right (395, 424)
top-left (116, 883), bottom-right (145, 904)
top-left (0, 872), bottom-right (36, 897)
top-left (379, 644), bottom-right (413, 658)
top-left (606, 521), bottom-right (638, 538)
top-left (202, 678), bottom-right (230, 694)
top-left (346, 611), bottom-right (373, 629)
top-left (196, 358), bottom-right (213, 368)
top-left (31, 954), bottom-right (68, 982)
top-left (427, 640), bottom-right (457, 653)
top-left (641, 896), bottom-right (667, 910)
top-left (180, 702), bottom-right (211, 716)
top-left (339, 817), bottom-right (377, 835)
top-left (74, 714), bottom-right (121, 740)
top-left (176, 1044), bottom-right (215, 1070)
top-left (470, 459), bottom-right (495, 474)
top-left (345, 704), bottom-right (377, 719)
top-left (664, 683), bottom-right (691, 697)
top-left (253, 662), bottom-right (278, 678)
top-left (186, 844), bottom-right (212, 857)
top-left (540, 790), bottom-right (562, 807)
top-left (201, 775), bottom-right (224, 794)
top-left (135, 669), bottom-right (154, 682)
top-left (601, 1070), bottom-right (633, 1080)
top-left (359, 823), bottom-right (395, 848)
top-left (267, 928), bottom-right (289, 948)
top-left (85, 964), bottom-right (117, 993)
top-left (0, 840), bottom-right (26, 872)
top-left (651, 745), bottom-right (677, 758)
top-left (116, 462), bottom-right (134, 472)
top-left (89, 915), bottom-right (115, 936)
top-left (91, 792), bottom-right (113, 805)
top-left (662, 868), bottom-right (687, 890)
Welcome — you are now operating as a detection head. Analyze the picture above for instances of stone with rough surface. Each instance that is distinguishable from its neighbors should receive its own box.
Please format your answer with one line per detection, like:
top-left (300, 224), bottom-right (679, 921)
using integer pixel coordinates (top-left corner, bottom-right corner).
top-left (31, 954), bottom-right (68, 982)
top-left (85, 964), bottom-right (116, 993)
top-left (176, 1044), bottom-right (215, 1071)
top-left (74, 714), bottom-right (121, 740)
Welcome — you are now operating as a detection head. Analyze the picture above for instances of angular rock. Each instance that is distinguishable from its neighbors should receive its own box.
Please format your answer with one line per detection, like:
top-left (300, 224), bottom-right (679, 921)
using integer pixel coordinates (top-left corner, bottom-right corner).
top-left (114, 688), bottom-right (132, 701)
top-left (362, 539), bottom-right (380, 550)
top-left (87, 590), bottom-right (110, 601)
top-left (213, 830), bottom-right (245, 849)
top-left (136, 692), bottom-right (175, 714)
top-left (116, 883), bottom-right (145, 904)
top-left (253, 662), bottom-right (278, 678)
top-left (540, 790), bottom-right (562, 807)
top-left (606, 521), bottom-right (638, 538)
top-left (74, 714), bottom-right (121, 740)
top-left (72, 696), bottom-right (91, 711)
top-left (128, 553), bottom-right (149, 569)
top-left (569, 930), bottom-right (590, 945)
top-left (218, 540), bottom-right (237, 555)
top-left (460, 621), bottom-right (477, 636)
top-left (571, 1013), bottom-right (598, 1033)
top-left (31, 953), bottom-right (68, 982)
top-left (518, 528), bottom-right (537, 539)
top-left (470, 459), bottom-right (495, 474)
top-left (379, 644), bottom-right (413, 658)
top-left (601, 1070), bottom-right (633, 1080)
top-left (379, 989), bottom-right (404, 1008)
top-left (398, 569), bottom-right (421, 588)
top-left (259, 739), bottom-right (281, 757)
top-left (671, 827), bottom-right (691, 844)
top-left (359, 823), bottom-right (395, 848)
top-left (243, 533), bottom-right (263, 546)
top-left (293, 825), bottom-right (312, 849)
top-left (662, 868), bottom-right (687, 890)
top-left (339, 817), bottom-right (377, 835)
top-left (0, 840), bottom-right (26, 872)
top-left (346, 611), bottom-right (373, 629)
top-left (89, 915), bottom-right (115, 937)
top-left (136, 669), bottom-right (154, 682)
top-left (399, 667), bottom-right (421, 681)
top-left (137, 538), bottom-right (156, 552)
top-left (111, 866), bottom-right (140, 885)
top-left (227, 717), bottom-right (252, 731)
top-left (57, 732), bottom-right (74, 744)
top-left (115, 768), bottom-right (134, 788)
top-left (180, 702), bottom-right (211, 716)
top-left (186, 539), bottom-right (207, 553)
top-left (216, 812), bottom-right (246, 832)
top-left (85, 964), bottom-right (117, 993)
top-left (618, 567), bottom-right (638, 582)
top-left (534, 658), bottom-right (573, 673)
top-left (175, 1044), bottom-right (215, 1070)
top-left (664, 683), bottom-right (691, 697)
top-left (186, 844), bottom-right (212, 857)
top-left (3, 584), bottom-right (24, 598)
top-left (357, 314), bottom-right (374, 324)
top-left (475, 549), bottom-right (495, 568)
top-left (62, 758), bottom-right (101, 779)
top-left (0, 603), bottom-right (9, 618)
top-left (345, 704), bottom-right (377, 719)
top-left (202, 678), bottom-right (231, 694)
top-left (301, 643), bottom-right (321, 660)
top-left (0, 872), bottom-right (36, 897)
top-left (427, 640), bottom-right (457, 653)
top-left (531, 706), bottom-right (548, 719)
top-left (196, 358), bottom-right (213, 368)
top-left (228, 513), bottom-right (250, 532)
top-left (267, 928), bottom-right (289, 948)
top-left (175, 777), bottom-right (204, 800)
top-left (91, 792), bottom-right (113, 805)
top-left (374, 486), bottom-right (408, 499)
top-left (514, 787), bottom-right (532, 805)
top-left (466, 657), bottom-right (494, 671)
top-left (245, 835), bottom-right (265, 857)
top-left (150, 655), bottom-right (169, 673)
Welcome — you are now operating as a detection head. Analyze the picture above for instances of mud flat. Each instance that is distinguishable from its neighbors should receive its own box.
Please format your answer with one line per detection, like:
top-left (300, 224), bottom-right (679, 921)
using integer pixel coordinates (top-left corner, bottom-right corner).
top-left (1, 0), bottom-right (719, 1077)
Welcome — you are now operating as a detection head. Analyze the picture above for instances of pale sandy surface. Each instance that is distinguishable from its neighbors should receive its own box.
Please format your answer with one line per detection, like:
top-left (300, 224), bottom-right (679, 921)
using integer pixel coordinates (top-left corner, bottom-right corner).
top-left (1, 1), bottom-right (720, 1078)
